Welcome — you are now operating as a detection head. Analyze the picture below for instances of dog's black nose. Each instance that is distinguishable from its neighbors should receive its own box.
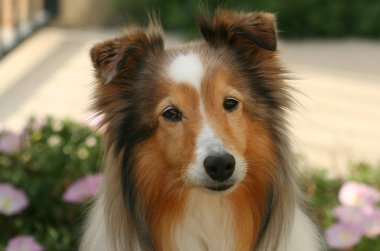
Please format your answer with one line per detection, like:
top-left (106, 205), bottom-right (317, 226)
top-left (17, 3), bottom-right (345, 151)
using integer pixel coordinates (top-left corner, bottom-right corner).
top-left (204, 153), bottom-right (235, 182)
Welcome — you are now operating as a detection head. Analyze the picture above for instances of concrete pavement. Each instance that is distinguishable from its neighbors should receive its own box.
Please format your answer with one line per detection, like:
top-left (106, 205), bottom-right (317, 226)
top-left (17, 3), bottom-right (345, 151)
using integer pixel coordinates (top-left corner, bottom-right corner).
top-left (0, 27), bottom-right (379, 175)
top-left (281, 40), bottom-right (380, 175)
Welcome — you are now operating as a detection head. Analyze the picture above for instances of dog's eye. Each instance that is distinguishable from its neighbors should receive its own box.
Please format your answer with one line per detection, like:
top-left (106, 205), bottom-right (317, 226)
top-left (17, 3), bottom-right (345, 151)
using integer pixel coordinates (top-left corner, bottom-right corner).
top-left (223, 97), bottom-right (239, 112)
top-left (162, 106), bottom-right (183, 122)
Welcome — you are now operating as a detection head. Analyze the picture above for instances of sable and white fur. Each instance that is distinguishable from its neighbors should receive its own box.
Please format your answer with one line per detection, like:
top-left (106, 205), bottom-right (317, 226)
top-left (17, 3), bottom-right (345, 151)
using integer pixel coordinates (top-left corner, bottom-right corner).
top-left (80, 10), bottom-right (323, 251)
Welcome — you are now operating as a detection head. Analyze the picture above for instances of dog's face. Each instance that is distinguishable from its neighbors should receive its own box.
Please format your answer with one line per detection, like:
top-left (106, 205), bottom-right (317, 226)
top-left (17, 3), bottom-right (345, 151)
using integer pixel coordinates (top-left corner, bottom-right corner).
top-left (91, 11), bottom-right (288, 198)
top-left (157, 51), bottom-right (250, 193)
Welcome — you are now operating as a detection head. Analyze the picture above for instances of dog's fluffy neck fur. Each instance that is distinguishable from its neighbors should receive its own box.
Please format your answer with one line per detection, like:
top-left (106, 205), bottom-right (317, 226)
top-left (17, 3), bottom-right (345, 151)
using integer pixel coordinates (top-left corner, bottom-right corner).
top-left (169, 191), bottom-right (236, 251)
top-left (80, 145), bottom-right (322, 251)
top-left (81, 174), bottom-right (321, 251)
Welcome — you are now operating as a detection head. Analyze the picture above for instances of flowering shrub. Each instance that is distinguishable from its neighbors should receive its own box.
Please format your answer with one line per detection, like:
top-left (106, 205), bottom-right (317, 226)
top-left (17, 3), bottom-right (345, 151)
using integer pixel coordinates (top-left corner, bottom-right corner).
top-left (325, 183), bottom-right (380, 249)
top-left (303, 163), bottom-right (380, 250)
top-left (1, 116), bottom-right (379, 250)
top-left (0, 117), bottom-right (102, 251)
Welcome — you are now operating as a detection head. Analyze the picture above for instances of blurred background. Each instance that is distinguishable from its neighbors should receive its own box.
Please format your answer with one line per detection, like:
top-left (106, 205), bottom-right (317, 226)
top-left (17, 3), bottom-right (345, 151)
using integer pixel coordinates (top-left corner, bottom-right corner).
top-left (0, 0), bottom-right (379, 250)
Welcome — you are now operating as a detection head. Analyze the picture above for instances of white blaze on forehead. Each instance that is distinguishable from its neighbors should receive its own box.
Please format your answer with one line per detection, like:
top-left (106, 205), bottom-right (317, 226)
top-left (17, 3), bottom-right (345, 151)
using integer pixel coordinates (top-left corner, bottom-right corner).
top-left (168, 53), bottom-right (204, 89)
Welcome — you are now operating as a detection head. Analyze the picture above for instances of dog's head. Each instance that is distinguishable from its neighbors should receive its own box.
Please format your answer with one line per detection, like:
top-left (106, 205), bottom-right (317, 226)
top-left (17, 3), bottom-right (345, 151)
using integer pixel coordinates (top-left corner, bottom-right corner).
top-left (91, 10), bottom-right (289, 198)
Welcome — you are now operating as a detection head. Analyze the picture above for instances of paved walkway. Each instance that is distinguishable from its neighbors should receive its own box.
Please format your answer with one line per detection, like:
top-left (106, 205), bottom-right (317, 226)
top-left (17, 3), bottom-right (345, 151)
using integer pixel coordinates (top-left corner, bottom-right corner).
top-left (0, 27), bottom-right (379, 175)
top-left (281, 40), bottom-right (380, 175)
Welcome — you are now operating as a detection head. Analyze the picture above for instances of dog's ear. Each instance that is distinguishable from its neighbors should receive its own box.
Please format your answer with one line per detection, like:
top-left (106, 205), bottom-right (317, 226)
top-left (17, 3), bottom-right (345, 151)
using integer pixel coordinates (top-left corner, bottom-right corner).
top-left (90, 28), bottom-right (164, 84)
top-left (199, 10), bottom-right (277, 51)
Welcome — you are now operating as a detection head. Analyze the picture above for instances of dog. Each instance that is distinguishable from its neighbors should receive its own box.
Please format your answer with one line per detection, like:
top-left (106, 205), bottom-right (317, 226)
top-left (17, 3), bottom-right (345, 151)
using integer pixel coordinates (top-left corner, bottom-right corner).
top-left (80, 9), bottom-right (323, 251)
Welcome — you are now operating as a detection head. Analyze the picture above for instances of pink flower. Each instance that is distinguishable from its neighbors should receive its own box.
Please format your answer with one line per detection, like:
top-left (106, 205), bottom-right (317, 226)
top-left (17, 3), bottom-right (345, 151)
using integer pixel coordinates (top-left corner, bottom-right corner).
top-left (63, 174), bottom-right (103, 204)
top-left (0, 183), bottom-right (29, 216)
top-left (325, 223), bottom-right (362, 249)
top-left (333, 206), bottom-right (373, 233)
top-left (6, 235), bottom-right (43, 251)
top-left (0, 132), bottom-right (24, 154)
top-left (339, 181), bottom-right (380, 207)
top-left (363, 207), bottom-right (380, 237)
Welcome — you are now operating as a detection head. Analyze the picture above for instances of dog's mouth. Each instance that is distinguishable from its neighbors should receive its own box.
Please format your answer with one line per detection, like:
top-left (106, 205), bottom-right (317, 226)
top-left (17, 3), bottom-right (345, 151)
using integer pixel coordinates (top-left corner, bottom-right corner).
top-left (205, 184), bottom-right (233, 192)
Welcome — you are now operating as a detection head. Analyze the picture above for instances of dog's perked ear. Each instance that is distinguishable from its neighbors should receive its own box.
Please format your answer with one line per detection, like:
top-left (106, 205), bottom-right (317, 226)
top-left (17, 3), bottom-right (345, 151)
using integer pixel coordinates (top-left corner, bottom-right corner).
top-left (90, 28), bottom-right (164, 84)
top-left (199, 10), bottom-right (277, 51)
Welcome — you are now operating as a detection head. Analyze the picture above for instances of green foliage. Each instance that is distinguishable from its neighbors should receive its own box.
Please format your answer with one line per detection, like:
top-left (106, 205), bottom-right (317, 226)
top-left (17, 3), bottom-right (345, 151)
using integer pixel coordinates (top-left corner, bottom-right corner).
top-left (349, 162), bottom-right (380, 187)
top-left (112, 0), bottom-right (380, 38)
top-left (0, 117), bottom-right (102, 251)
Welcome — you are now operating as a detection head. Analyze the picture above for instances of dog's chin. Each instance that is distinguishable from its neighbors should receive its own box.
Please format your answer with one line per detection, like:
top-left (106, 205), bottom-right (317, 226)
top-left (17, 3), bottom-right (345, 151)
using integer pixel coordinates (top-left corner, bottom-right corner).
top-left (188, 176), bottom-right (241, 194)
top-left (201, 182), bottom-right (238, 194)
top-left (205, 184), bottom-right (233, 192)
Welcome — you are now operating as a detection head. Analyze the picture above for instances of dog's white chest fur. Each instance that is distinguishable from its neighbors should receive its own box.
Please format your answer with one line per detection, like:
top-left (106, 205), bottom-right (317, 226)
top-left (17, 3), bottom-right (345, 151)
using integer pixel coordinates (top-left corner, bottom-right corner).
top-left (170, 190), bottom-right (235, 251)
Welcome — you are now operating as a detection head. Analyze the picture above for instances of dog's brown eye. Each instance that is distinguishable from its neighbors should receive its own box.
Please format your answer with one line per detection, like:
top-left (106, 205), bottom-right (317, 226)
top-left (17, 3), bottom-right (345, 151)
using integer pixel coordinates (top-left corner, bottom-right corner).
top-left (223, 97), bottom-right (239, 112)
top-left (162, 107), bottom-right (182, 122)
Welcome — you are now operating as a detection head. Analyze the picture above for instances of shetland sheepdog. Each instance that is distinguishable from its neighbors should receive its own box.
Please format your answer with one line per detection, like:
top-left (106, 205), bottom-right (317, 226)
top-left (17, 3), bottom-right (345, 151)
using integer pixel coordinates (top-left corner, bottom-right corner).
top-left (80, 10), bottom-right (322, 251)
